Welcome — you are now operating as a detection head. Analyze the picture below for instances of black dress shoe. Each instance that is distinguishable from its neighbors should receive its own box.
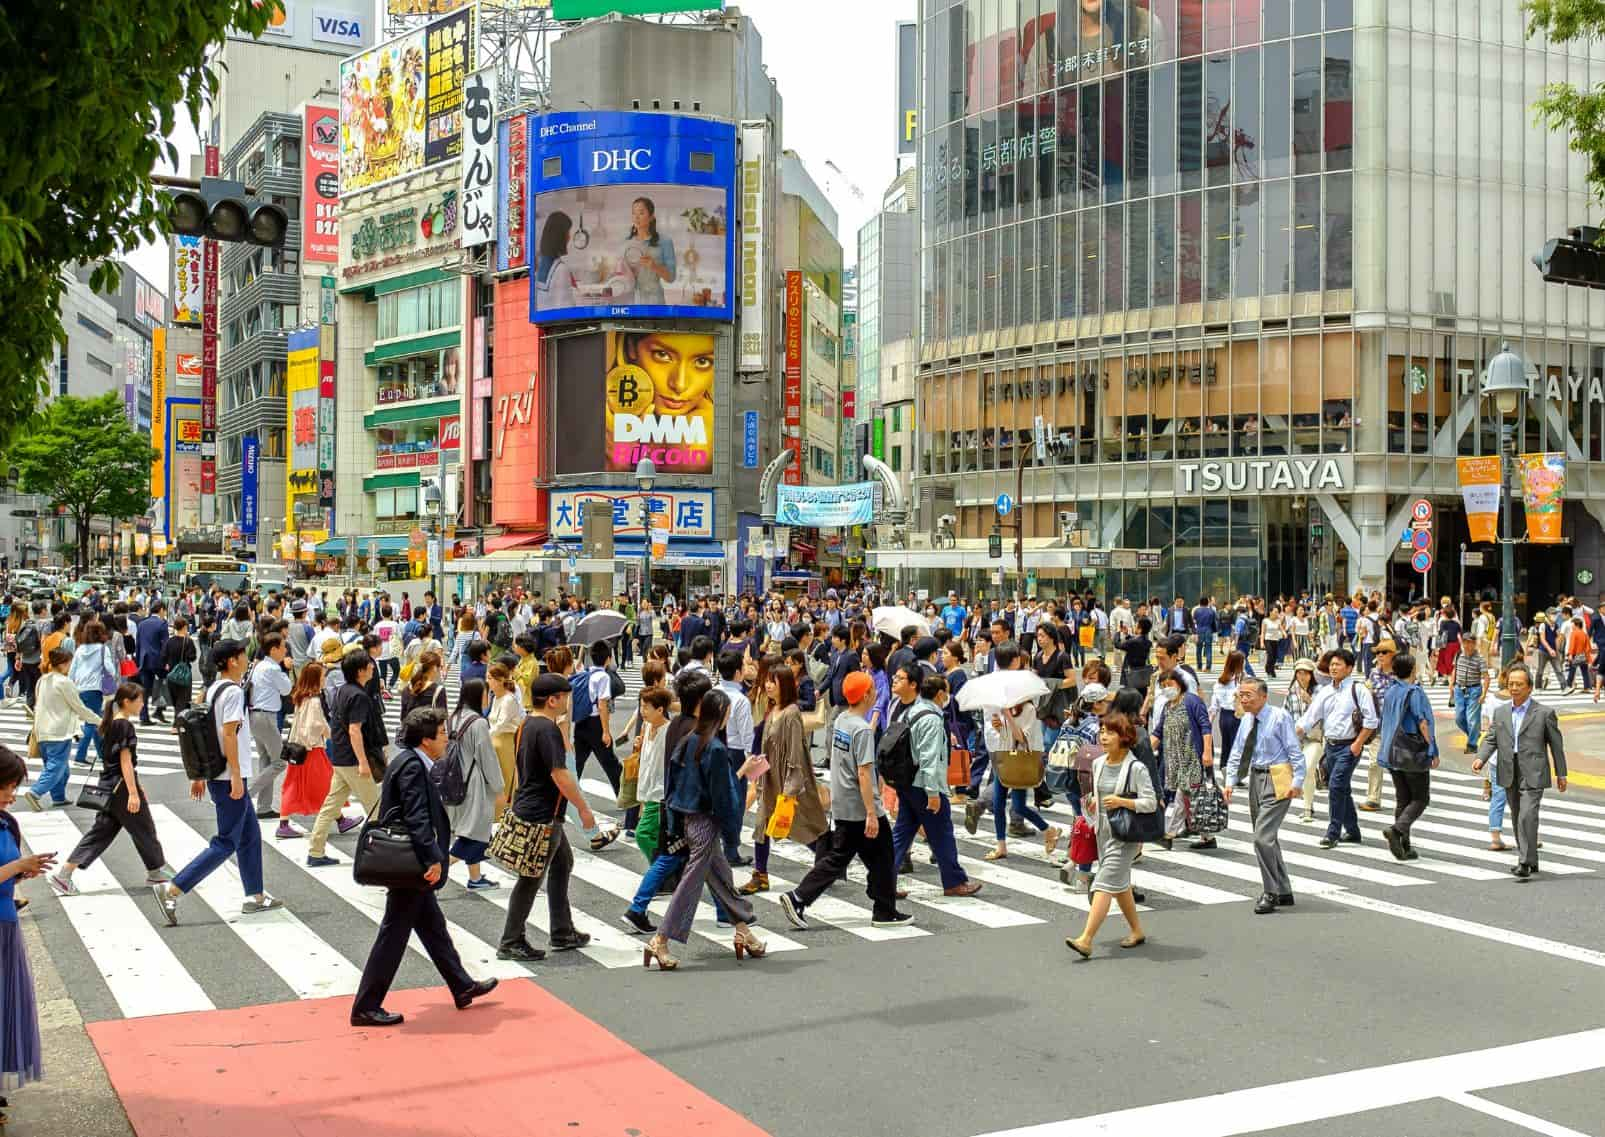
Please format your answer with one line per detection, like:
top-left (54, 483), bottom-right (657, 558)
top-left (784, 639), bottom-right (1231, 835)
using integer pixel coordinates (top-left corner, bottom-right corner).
top-left (1382, 826), bottom-right (1406, 860)
top-left (1318, 837), bottom-right (1337, 848)
top-left (1513, 864), bottom-right (1534, 880)
top-left (454, 977), bottom-right (498, 1010)
top-left (1254, 893), bottom-right (1279, 914)
top-left (898, 855), bottom-right (914, 874)
top-left (350, 1008), bottom-right (404, 1027)
top-left (726, 853), bottom-right (752, 867)
top-left (1277, 894), bottom-right (1295, 907)
top-left (1189, 837), bottom-right (1216, 851)
top-left (256, 809), bottom-right (280, 820)
top-left (1339, 834), bottom-right (1362, 844)
top-left (621, 909), bottom-right (656, 934)
top-left (497, 941), bottom-right (546, 961)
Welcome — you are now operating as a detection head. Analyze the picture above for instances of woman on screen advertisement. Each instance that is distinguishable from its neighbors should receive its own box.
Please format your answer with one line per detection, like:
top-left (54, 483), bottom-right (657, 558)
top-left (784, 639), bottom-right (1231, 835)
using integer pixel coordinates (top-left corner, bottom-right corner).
top-left (619, 197), bottom-right (678, 305)
top-left (605, 332), bottom-right (714, 474)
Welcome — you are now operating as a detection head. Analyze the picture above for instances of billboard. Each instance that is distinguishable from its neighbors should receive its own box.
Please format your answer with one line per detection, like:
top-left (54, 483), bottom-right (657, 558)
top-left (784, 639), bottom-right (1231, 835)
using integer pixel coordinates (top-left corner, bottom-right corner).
top-left (550, 488), bottom-right (713, 539)
top-left (172, 235), bottom-right (202, 325)
top-left (777, 483), bottom-right (876, 528)
top-left (737, 120), bottom-right (768, 372)
top-left (287, 332), bottom-right (320, 477)
top-left (168, 401), bottom-right (203, 537)
top-left (241, 435), bottom-right (260, 539)
top-left (232, 0), bottom-right (374, 53)
top-left (303, 105), bottom-right (340, 263)
top-left (782, 271), bottom-right (803, 485)
top-left (495, 112), bottom-right (529, 272)
top-left (529, 111), bottom-right (736, 323)
top-left (460, 68), bottom-right (496, 247)
top-left (491, 283), bottom-right (545, 527)
top-left (896, 21), bottom-right (917, 155)
top-left (175, 353), bottom-right (202, 383)
top-left (390, 0), bottom-right (543, 12)
top-left (605, 330), bottom-right (715, 474)
top-left (339, 7), bottom-right (475, 194)
top-left (150, 328), bottom-right (166, 499)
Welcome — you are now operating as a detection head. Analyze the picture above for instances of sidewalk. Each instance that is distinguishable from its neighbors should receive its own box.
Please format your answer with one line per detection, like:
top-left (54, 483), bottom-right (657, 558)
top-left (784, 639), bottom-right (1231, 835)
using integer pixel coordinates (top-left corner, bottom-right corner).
top-left (11, 877), bottom-right (133, 1137)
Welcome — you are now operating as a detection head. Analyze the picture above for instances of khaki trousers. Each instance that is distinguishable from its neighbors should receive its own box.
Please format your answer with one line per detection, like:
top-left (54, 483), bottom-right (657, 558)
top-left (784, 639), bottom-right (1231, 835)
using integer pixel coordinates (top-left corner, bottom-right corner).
top-left (308, 764), bottom-right (380, 856)
top-left (1364, 743), bottom-right (1385, 806)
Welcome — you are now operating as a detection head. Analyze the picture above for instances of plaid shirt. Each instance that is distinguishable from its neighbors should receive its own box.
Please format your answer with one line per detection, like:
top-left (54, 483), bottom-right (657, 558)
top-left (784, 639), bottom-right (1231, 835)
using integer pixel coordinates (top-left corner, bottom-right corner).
top-left (1367, 665), bottom-right (1398, 704)
top-left (1452, 651), bottom-right (1487, 690)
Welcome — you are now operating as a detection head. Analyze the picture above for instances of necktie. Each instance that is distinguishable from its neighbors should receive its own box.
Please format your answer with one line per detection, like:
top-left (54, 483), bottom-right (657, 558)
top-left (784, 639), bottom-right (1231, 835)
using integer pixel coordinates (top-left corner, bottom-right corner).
top-left (1240, 714), bottom-right (1260, 769)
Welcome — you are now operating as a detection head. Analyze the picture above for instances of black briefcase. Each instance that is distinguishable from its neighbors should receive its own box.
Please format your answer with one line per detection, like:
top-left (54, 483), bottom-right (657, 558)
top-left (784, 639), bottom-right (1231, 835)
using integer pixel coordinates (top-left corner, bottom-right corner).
top-left (351, 808), bottom-right (424, 889)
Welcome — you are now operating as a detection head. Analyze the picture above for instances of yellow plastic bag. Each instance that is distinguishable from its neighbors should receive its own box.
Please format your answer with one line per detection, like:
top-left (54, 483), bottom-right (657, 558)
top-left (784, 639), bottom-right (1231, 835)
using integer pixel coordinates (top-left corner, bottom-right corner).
top-left (765, 793), bottom-right (796, 840)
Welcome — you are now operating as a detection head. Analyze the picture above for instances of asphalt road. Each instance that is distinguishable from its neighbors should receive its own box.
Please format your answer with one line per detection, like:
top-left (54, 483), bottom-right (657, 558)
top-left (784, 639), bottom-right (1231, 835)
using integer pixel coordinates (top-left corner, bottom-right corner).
top-left (8, 667), bottom-right (1605, 1137)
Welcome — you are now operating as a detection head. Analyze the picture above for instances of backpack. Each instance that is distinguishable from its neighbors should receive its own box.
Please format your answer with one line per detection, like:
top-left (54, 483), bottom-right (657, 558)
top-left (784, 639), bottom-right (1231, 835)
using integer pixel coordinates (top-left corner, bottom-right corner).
top-left (175, 681), bottom-right (235, 781)
top-left (15, 623), bottom-right (40, 660)
top-left (607, 664), bottom-right (625, 700)
top-left (431, 714), bottom-right (474, 806)
top-left (490, 614), bottom-right (513, 649)
top-left (874, 706), bottom-right (941, 790)
top-left (569, 669), bottom-right (596, 721)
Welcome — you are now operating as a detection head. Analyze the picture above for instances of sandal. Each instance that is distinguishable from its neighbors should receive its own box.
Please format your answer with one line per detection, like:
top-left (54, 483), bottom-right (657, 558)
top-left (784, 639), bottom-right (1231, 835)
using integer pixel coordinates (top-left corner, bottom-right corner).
top-left (733, 929), bottom-right (767, 960)
top-left (984, 847), bottom-right (1007, 861)
top-left (641, 937), bottom-right (679, 971)
top-left (1119, 934), bottom-right (1147, 949)
top-left (1487, 841), bottom-right (1509, 851)
top-left (1043, 826), bottom-right (1062, 857)
top-left (1064, 936), bottom-right (1092, 959)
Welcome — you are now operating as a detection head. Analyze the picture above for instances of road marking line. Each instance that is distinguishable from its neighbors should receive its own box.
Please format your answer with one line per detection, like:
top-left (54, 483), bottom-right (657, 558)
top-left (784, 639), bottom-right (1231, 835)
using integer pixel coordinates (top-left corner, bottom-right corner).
top-left (1210, 833), bottom-right (1429, 887)
top-left (1273, 824), bottom-right (1507, 879)
top-left (1350, 808), bottom-right (1605, 866)
top-left (1325, 890), bottom-right (1605, 968)
top-left (445, 859), bottom-right (642, 968)
top-left (1442, 1092), bottom-right (1598, 1136)
top-left (967, 1028), bottom-right (1605, 1137)
top-left (15, 809), bottom-right (214, 1019)
top-left (149, 805), bottom-right (361, 999)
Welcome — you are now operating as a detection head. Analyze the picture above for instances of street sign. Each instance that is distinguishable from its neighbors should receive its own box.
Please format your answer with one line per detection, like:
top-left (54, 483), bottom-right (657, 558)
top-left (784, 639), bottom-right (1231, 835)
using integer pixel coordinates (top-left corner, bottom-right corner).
top-left (1411, 549), bottom-right (1433, 573)
top-left (366, 554), bottom-right (379, 573)
top-left (1085, 550), bottom-right (1112, 568)
top-left (987, 532), bottom-right (1002, 559)
top-left (1032, 416), bottom-right (1048, 461)
top-left (1411, 529), bottom-right (1432, 551)
top-left (1137, 550), bottom-right (1162, 569)
top-left (1412, 499), bottom-right (1433, 523)
top-left (566, 555), bottom-right (578, 569)
top-left (1461, 551), bottom-right (1485, 567)
top-left (995, 493), bottom-right (1014, 517)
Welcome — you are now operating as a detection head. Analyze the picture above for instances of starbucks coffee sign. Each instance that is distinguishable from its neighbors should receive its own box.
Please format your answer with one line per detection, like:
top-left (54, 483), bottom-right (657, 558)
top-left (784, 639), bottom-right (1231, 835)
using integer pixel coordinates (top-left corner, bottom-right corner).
top-left (1177, 456), bottom-right (1350, 495)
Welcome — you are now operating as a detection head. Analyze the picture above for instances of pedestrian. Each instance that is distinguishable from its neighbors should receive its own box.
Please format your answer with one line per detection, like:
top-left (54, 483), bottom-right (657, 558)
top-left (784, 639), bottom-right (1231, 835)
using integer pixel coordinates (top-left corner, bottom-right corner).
top-left (160, 616), bottom-right (199, 716)
top-left (571, 640), bottom-right (625, 803)
top-left (641, 689), bottom-right (766, 970)
top-left (1211, 651), bottom-right (1246, 786)
top-left (1472, 664), bottom-right (1568, 880)
top-left (741, 663), bottom-right (825, 895)
top-left (779, 669), bottom-right (912, 930)
top-left (1295, 648), bottom-right (1377, 849)
top-left (280, 661), bottom-right (353, 833)
top-left (248, 634), bottom-right (295, 831)
top-left (67, 621), bottom-right (117, 767)
top-left (0, 745), bottom-right (47, 1114)
top-left (151, 640), bottom-right (284, 924)
top-left (22, 648), bottom-right (100, 811)
top-left (1222, 677), bottom-right (1305, 914)
top-left (349, 707), bottom-right (499, 1028)
top-left (1452, 637), bottom-right (1490, 754)
top-left (1153, 669), bottom-right (1213, 849)
top-left (713, 649), bottom-right (754, 866)
top-left (496, 673), bottom-right (598, 961)
top-left (1360, 638), bottom-right (1400, 811)
top-left (134, 601), bottom-right (169, 724)
top-left (1282, 658), bottom-right (1323, 823)
top-left (48, 683), bottom-right (170, 895)
top-left (979, 651), bottom-right (1059, 861)
top-left (1064, 711), bottom-right (1153, 957)
top-left (486, 663), bottom-right (522, 819)
top-left (445, 679), bottom-right (504, 891)
top-left (399, 651), bottom-right (448, 720)
top-left (627, 686), bottom-right (675, 868)
top-left (305, 651), bottom-right (382, 867)
top-left (1532, 612), bottom-right (1563, 692)
top-left (1375, 653), bottom-right (1438, 861)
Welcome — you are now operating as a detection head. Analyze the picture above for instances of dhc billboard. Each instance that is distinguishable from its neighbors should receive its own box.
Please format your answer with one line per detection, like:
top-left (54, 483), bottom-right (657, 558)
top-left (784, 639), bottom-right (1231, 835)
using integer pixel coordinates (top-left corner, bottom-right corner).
top-left (528, 111), bottom-right (736, 325)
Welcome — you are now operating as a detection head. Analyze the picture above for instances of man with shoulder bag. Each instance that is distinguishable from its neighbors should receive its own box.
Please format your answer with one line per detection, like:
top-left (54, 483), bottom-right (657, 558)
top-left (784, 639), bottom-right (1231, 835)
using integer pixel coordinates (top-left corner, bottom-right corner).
top-left (1295, 648), bottom-right (1377, 850)
top-left (350, 706), bottom-right (499, 1027)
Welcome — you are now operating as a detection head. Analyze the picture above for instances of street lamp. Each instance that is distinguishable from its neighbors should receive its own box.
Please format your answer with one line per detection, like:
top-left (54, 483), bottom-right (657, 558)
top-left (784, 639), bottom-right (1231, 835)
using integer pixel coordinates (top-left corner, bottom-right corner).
top-left (635, 457), bottom-right (657, 606)
top-left (1483, 342), bottom-right (1527, 668)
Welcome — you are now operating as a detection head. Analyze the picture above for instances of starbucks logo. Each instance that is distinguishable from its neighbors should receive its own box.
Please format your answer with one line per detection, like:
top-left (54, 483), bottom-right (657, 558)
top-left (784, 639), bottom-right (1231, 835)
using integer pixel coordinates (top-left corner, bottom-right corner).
top-left (1579, 569), bottom-right (1595, 587)
top-left (1408, 364), bottom-right (1428, 395)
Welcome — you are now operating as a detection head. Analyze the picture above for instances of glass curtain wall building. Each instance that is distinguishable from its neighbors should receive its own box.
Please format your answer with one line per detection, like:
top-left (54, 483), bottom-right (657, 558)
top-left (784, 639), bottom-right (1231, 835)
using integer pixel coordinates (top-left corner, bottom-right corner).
top-left (913, 0), bottom-right (1605, 608)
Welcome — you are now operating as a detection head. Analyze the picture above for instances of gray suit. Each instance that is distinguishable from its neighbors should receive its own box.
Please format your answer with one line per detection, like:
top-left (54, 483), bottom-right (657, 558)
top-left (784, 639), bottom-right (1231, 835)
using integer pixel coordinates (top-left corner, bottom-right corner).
top-left (1476, 698), bottom-right (1567, 871)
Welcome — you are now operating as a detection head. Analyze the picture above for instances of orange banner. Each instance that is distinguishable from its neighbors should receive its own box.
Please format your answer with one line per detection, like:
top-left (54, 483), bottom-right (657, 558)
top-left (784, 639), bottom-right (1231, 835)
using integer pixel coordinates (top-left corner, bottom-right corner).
top-left (1518, 453), bottom-right (1566, 545)
top-left (1456, 456), bottom-right (1501, 544)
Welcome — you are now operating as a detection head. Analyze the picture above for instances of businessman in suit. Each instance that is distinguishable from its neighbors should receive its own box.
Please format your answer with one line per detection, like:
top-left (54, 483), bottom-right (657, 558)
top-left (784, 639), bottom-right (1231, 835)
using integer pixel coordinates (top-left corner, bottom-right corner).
top-left (351, 706), bottom-right (498, 1027)
top-left (1472, 664), bottom-right (1568, 880)
top-left (135, 601), bottom-right (170, 724)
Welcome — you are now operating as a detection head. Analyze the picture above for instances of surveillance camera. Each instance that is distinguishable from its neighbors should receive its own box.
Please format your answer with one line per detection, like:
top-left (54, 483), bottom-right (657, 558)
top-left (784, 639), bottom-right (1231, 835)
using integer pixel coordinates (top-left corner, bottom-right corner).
top-left (938, 513), bottom-right (956, 528)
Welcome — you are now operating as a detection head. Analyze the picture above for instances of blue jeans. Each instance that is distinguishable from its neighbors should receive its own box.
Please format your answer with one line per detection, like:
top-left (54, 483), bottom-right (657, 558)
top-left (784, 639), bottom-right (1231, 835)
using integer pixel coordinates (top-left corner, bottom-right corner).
top-left (30, 740), bottom-right (72, 804)
top-left (172, 780), bottom-right (264, 897)
top-left (1453, 685), bottom-right (1483, 749)
top-left (1323, 739), bottom-right (1362, 842)
top-left (627, 851), bottom-right (731, 923)
top-left (892, 786), bottom-right (969, 889)
top-left (1196, 633), bottom-right (1214, 671)
top-left (1488, 780), bottom-right (1508, 831)
top-left (993, 777), bottom-right (1049, 842)
top-left (73, 689), bottom-right (105, 764)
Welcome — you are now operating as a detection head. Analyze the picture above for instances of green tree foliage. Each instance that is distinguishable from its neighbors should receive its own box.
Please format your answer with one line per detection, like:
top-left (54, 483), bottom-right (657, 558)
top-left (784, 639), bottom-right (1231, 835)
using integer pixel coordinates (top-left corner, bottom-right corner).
top-left (10, 395), bottom-right (156, 575)
top-left (1527, 1), bottom-right (1605, 202)
top-left (0, 0), bottom-right (280, 448)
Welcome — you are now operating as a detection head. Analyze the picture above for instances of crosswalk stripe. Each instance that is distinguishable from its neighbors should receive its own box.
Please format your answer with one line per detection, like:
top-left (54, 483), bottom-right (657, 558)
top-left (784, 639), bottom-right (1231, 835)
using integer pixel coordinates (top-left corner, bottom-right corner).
top-left (442, 858), bottom-right (643, 969)
top-left (148, 805), bottom-right (362, 999)
top-left (1427, 781), bottom-right (1605, 830)
top-left (1135, 844), bottom-right (1349, 895)
top-left (254, 820), bottom-right (535, 981)
top-left (1209, 833), bottom-right (1429, 887)
top-left (1271, 824), bottom-right (1509, 880)
top-left (1350, 810), bottom-right (1605, 866)
top-left (14, 809), bottom-right (214, 1019)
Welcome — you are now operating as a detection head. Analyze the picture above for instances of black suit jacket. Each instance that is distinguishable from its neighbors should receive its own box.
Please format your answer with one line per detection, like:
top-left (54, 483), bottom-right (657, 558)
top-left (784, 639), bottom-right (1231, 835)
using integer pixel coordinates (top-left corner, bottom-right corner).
top-left (378, 747), bottom-right (450, 890)
top-left (824, 647), bottom-right (860, 707)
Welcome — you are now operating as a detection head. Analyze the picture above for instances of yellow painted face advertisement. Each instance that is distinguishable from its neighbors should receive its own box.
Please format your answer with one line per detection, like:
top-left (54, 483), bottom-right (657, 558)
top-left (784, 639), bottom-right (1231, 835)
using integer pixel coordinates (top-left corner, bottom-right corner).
top-left (604, 330), bottom-right (715, 474)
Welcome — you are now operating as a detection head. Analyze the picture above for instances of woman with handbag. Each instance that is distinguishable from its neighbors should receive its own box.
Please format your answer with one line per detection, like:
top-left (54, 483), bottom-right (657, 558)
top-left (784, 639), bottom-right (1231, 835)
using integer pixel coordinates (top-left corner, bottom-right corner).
top-left (1154, 669), bottom-right (1213, 849)
top-left (68, 621), bottom-right (117, 766)
top-left (1065, 711), bottom-right (1155, 958)
top-left (22, 649), bottom-right (100, 811)
top-left (740, 664), bottom-right (826, 895)
top-left (280, 662), bottom-right (362, 837)
top-left (1283, 658), bottom-right (1324, 823)
top-left (1116, 616), bottom-right (1154, 692)
top-left (981, 672), bottom-right (1061, 860)
top-left (445, 679), bottom-right (504, 891)
top-left (1375, 653), bottom-right (1438, 861)
top-left (160, 618), bottom-right (199, 716)
top-left (1032, 623), bottom-right (1075, 752)
top-left (642, 689), bottom-right (767, 970)
top-left (47, 683), bottom-right (169, 896)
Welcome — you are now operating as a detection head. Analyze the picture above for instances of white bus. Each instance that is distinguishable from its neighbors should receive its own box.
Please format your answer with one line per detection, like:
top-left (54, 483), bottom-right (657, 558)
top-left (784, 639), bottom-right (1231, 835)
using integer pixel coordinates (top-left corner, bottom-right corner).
top-left (163, 555), bottom-right (250, 593)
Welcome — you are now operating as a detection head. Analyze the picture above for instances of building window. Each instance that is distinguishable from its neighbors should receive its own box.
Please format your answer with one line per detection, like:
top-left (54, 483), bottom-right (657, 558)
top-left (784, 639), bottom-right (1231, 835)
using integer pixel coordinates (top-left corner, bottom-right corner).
top-left (375, 487), bottom-right (420, 518)
top-left (57, 339), bottom-right (68, 395)
top-left (377, 280), bottom-right (461, 341)
top-left (76, 313), bottom-right (113, 342)
top-left (890, 444), bottom-right (902, 472)
top-left (376, 348), bottom-right (460, 403)
top-left (86, 353), bottom-right (115, 376)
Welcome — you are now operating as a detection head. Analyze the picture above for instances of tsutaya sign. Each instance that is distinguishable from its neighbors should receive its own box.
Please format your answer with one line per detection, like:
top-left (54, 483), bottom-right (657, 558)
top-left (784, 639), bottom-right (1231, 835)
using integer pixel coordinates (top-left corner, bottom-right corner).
top-left (1178, 457), bottom-right (1350, 495)
top-left (1456, 366), bottom-right (1605, 405)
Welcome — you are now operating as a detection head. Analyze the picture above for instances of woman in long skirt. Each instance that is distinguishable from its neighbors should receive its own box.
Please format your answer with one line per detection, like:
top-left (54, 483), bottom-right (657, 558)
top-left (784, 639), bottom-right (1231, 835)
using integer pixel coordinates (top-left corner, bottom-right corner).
top-left (0, 744), bottom-right (49, 1118)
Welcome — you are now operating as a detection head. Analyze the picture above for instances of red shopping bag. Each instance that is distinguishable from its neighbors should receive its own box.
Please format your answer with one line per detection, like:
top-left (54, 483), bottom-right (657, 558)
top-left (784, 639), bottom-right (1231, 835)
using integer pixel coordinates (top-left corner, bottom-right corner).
top-left (1069, 816), bottom-right (1098, 865)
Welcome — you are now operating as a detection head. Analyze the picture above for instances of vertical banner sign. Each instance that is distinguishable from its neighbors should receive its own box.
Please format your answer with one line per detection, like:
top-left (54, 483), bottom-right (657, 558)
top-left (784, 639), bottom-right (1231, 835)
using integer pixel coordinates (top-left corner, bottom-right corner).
top-left (738, 120), bottom-right (769, 372)
top-left (200, 142), bottom-right (219, 504)
top-left (650, 509), bottom-right (670, 560)
top-left (150, 328), bottom-right (167, 501)
top-left (872, 416), bottom-right (886, 460)
top-left (460, 68), bottom-right (496, 247)
top-left (783, 270), bottom-right (803, 485)
top-left (842, 389), bottom-right (856, 420)
top-left (1456, 456), bottom-right (1502, 544)
top-left (1519, 453), bottom-right (1567, 544)
top-left (896, 21), bottom-right (918, 155)
top-left (171, 235), bottom-right (203, 325)
top-left (742, 410), bottom-right (759, 469)
top-left (318, 360), bottom-right (336, 471)
top-left (240, 435), bottom-right (259, 538)
top-left (495, 113), bottom-right (528, 273)
top-left (302, 106), bottom-right (340, 264)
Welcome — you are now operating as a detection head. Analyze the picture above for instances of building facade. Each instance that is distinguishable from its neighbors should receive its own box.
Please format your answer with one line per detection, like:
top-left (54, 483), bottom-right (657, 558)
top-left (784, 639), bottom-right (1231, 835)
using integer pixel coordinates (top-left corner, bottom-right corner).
top-left (908, 0), bottom-right (1605, 608)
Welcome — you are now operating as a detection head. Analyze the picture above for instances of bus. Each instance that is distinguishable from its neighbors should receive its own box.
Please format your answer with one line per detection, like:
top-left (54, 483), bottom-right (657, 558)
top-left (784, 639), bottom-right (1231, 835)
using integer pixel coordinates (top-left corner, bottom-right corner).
top-left (162, 555), bottom-right (250, 594)
top-left (247, 563), bottom-right (290, 594)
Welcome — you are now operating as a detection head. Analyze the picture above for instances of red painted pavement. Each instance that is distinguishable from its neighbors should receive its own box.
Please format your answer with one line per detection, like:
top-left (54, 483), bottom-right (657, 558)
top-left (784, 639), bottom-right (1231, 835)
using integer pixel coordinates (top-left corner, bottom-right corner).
top-left (88, 979), bottom-right (773, 1137)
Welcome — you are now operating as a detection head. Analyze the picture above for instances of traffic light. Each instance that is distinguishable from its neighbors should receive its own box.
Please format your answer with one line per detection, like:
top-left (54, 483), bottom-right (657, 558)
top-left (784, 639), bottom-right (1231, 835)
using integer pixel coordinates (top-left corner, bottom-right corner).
top-left (166, 178), bottom-right (288, 247)
top-left (988, 530), bottom-right (1003, 559)
top-left (1533, 226), bottom-right (1605, 290)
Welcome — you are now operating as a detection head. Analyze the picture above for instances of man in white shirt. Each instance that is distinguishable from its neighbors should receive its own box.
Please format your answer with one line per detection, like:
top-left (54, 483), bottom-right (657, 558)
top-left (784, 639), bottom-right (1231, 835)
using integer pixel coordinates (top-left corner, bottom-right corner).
top-left (153, 639), bottom-right (283, 925)
top-left (716, 649), bottom-right (756, 867)
top-left (248, 634), bottom-right (296, 827)
top-left (373, 606), bottom-right (403, 691)
top-left (570, 640), bottom-right (624, 852)
top-left (1295, 648), bottom-right (1378, 848)
top-left (308, 613), bottom-right (339, 661)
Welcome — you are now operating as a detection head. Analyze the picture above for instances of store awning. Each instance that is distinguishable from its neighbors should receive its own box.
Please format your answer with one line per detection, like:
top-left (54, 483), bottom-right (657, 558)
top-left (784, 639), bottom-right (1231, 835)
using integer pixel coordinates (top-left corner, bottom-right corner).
top-left (483, 532), bottom-right (546, 554)
top-left (314, 535), bottom-right (411, 556)
top-left (448, 552), bottom-right (615, 576)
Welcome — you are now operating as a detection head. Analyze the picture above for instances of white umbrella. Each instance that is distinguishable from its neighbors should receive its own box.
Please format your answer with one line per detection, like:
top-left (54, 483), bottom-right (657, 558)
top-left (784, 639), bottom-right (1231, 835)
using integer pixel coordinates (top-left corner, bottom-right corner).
top-left (871, 605), bottom-right (931, 638)
top-left (956, 668), bottom-right (1049, 713)
top-left (571, 608), bottom-right (629, 646)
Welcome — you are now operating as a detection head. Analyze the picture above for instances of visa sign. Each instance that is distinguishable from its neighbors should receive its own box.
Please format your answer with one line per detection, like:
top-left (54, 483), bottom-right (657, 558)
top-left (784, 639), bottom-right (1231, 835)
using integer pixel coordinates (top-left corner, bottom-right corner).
top-left (311, 7), bottom-right (365, 46)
